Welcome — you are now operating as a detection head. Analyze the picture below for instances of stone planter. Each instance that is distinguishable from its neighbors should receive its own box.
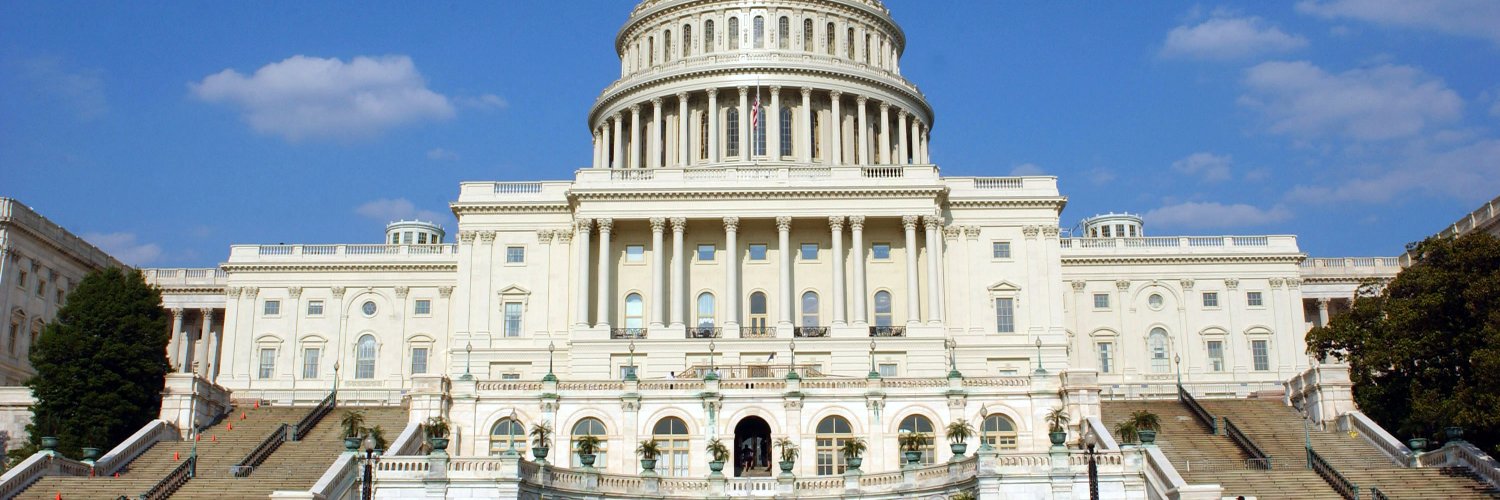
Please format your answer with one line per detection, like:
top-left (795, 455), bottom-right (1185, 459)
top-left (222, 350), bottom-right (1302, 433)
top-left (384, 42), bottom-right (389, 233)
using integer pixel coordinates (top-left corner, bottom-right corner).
top-left (1445, 427), bottom-right (1464, 441)
top-left (641, 458), bottom-right (657, 471)
top-left (580, 453), bottom-right (597, 467)
top-left (429, 436), bottom-right (450, 452)
top-left (344, 437), bottom-right (361, 452)
top-left (533, 446), bottom-right (549, 461)
top-left (1408, 438), bottom-right (1428, 452)
top-left (709, 460), bottom-right (725, 473)
top-left (1050, 431), bottom-right (1067, 446)
top-left (950, 442), bottom-right (968, 457)
top-left (1138, 430), bottom-right (1157, 445)
top-left (81, 447), bottom-right (101, 461)
top-left (846, 456), bottom-right (863, 470)
top-left (903, 450), bottom-right (922, 465)
top-left (779, 460), bottom-right (795, 473)
top-left (40, 436), bottom-right (59, 452)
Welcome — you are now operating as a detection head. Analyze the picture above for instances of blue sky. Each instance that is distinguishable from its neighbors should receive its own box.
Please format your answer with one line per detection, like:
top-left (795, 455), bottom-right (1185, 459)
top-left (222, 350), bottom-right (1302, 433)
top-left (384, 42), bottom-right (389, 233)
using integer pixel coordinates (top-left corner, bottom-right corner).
top-left (2, 1), bottom-right (1497, 267)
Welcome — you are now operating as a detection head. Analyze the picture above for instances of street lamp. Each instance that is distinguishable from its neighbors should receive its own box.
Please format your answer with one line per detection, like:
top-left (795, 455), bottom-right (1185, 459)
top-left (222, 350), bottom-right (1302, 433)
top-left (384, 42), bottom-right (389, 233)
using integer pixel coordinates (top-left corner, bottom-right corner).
top-left (626, 341), bottom-right (638, 381)
top-left (361, 434), bottom-right (381, 500)
top-left (1174, 353), bottom-right (1182, 389)
top-left (1034, 338), bottom-right (1047, 375)
top-left (461, 341), bottom-right (473, 381)
top-left (868, 339), bottom-right (880, 379)
top-left (945, 339), bottom-right (960, 378)
top-left (544, 341), bottom-right (557, 382)
top-left (786, 340), bottom-right (798, 380)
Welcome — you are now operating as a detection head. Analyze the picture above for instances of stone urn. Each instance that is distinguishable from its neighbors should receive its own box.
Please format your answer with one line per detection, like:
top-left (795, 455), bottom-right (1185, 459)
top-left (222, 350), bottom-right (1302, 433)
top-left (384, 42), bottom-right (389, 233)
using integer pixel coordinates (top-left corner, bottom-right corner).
top-left (40, 436), bottom-right (59, 452)
top-left (846, 456), bottom-right (863, 470)
top-left (1050, 431), bottom-right (1067, 446)
top-left (580, 453), bottom-right (597, 467)
top-left (81, 447), bottom-right (101, 461)
top-left (1408, 438), bottom-right (1429, 452)
top-left (532, 446), bottom-right (549, 462)
top-left (641, 457), bottom-right (657, 472)
top-left (709, 460), bottom-right (725, 473)
top-left (1138, 430), bottom-right (1157, 445)
top-left (1445, 427), bottom-right (1464, 441)
top-left (779, 460), bottom-right (795, 473)
top-left (344, 437), bottom-right (361, 452)
top-left (429, 436), bottom-right (450, 452)
top-left (950, 442), bottom-right (968, 457)
top-left (903, 450), bottom-right (922, 465)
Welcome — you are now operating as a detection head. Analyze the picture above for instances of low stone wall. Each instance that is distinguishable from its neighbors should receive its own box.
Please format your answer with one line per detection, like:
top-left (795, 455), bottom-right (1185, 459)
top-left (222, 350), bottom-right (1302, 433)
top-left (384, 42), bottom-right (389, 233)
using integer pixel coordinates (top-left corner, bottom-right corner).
top-left (0, 386), bottom-right (35, 451)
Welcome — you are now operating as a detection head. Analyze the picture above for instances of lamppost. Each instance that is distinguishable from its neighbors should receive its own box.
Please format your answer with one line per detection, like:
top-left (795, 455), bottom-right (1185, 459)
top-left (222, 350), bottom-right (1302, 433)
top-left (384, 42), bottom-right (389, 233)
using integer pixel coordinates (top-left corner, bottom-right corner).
top-left (333, 361), bottom-right (341, 397)
top-left (945, 339), bottom-right (960, 378)
top-left (1087, 443), bottom-right (1099, 500)
top-left (1034, 338), bottom-right (1047, 375)
top-left (461, 341), bottom-right (473, 381)
top-left (787, 340), bottom-right (798, 380)
top-left (626, 341), bottom-right (638, 381)
top-left (544, 341), bottom-right (557, 381)
top-left (868, 339), bottom-right (880, 379)
top-left (1174, 353), bottom-right (1182, 389)
top-left (361, 434), bottom-right (381, 500)
top-left (706, 340), bottom-right (717, 380)
top-left (977, 407), bottom-right (993, 452)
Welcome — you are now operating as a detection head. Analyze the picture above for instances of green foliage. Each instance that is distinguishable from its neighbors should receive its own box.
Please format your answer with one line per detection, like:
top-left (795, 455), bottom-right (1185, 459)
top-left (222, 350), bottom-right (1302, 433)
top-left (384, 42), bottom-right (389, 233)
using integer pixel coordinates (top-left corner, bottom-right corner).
top-left (775, 436), bottom-right (799, 463)
top-left (1045, 407), bottom-right (1070, 433)
top-left (529, 421), bottom-right (553, 449)
top-left (341, 411), bottom-right (366, 438)
top-left (898, 431), bottom-right (929, 452)
top-left (424, 416), bottom-right (449, 439)
top-left (575, 434), bottom-right (602, 456)
top-left (840, 437), bottom-right (867, 459)
top-left (368, 425), bottom-right (388, 451)
top-left (1308, 232), bottom-right (1500, 453)
top-left (636, 438), bottom-right (660, 459)
top-left (22, 268), bottom-right (169, 460)
top-left (945, 419), bottom-right (974, 443)
top-left (1113, 421), bottom-right (1138, 444)
top-left (705, 437), bottom-right (729, 462)
top-left (1129, 410), bottom-right (1160, 432)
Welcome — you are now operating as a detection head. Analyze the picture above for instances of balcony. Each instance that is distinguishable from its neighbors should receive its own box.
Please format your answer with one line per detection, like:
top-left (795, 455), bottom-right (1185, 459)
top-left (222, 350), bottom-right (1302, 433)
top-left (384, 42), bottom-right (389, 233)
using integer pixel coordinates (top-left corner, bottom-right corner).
top-left (869, 326), bottom-right (906, 337)
top-left (740, 326), bottom-right (776, 339)
top-left (610, 328), bottom-right (647, 340)
top-left (680, 363), bottom-right (825, 380)
top-left (687, 326), bottom-right (722, 339)
top-left (793, 327), bottom-right (829, 338)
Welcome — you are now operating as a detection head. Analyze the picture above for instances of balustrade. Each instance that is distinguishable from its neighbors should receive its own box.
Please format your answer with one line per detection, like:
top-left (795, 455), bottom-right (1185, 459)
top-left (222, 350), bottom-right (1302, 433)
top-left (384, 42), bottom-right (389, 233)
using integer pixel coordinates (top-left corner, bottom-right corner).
top-left (793, 326), bottom-right (829, 337)
top-left (868, 325), bottom-right (905, 337)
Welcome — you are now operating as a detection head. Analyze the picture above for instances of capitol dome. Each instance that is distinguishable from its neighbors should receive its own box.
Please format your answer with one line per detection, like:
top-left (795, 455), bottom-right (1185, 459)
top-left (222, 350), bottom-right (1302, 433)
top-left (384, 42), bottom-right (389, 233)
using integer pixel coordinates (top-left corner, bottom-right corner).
top-left (587, 0), bottom-right (933, 170)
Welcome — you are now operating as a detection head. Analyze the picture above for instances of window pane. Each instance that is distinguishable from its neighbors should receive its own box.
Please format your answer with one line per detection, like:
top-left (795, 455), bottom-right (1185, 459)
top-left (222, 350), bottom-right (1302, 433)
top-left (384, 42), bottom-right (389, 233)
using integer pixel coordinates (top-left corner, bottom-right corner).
top-left (1252, 340), bottom-right (1270, 371)
top-left (302, 348), bottom-right (320, 379)
top-left (697, 293), bottom-right (715, 327)
top-left (626, 245), bottom-right (645, 262)
top-left (1149, 328), bottom-right (1169, 373)
top-left (995, 298), bottom-right (1014, 333)
top-left (356, 335), bottom-right (377, 379)
top-left (801, 292), bottom-right (819, 327)
top-left (415, 300), bottom-right (431, 315)
top-left (992, 242), bottom-right (1011, 259)
top-left (1093, 294), bottom-right (1109, 308)
top-left (411, 347), bottom-right (428, 374)
top-left (800, 243), bottom-right (818, 260)
top-left (264, 300), bottom-right (280, 315)
top-left (1207, 341), bottom-right (1224, 372)
top-left (307, 300), bottom-right (324, 316)
top-left (505, 303), bottom-right (523, 337)
top-left (749, 292), bottom-right (767, 314)
top-left (1097, 343), bottom-right (1112, 373)
top-left (748, 244), bottom-right (768, 260)
top-left (874, 291), bottom-right (892, 327)
top-left (698, 244), bottom-right (716, 261)
top-left (259, 348), bottom-right (276, 379)
top-left (1203, 292), bottom-right (1219, 307)
top-left (872, 243), bottom-right (890, 259)
top-left (1247, 292), bottom-right (1263, 307)
top-left (507, 247), bottom-right (525, 263)
top-left (878, 364), bottom-right (898, 377)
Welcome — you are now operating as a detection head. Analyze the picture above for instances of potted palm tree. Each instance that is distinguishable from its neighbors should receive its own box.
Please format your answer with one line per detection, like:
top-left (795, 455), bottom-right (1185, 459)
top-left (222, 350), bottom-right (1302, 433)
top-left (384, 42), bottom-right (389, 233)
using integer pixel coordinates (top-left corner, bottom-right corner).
top-left (840, 437), bottom-right (867, 471)
top-left (637, 439), bottom-right (661, 473)
top-left (1130, 410), bottom-right (1161, 445)
top-left (1046, 407), bottom-right (1069, 447)
top-left (951, 491), bottom-right (979, 500)
top-left (575, 434), bottom-right (602, 468)
top-left (946, 419), bottom-right (974, 457)
top-left (341, 411), bottom-right (367, 451)
top-left (529, 422), bottom-right (553, 462)
top-left (426, 416), bottom-right (450, 452)
top-left (898, 431), bottom-right (927, 466)
top-left (776, 437), bottom-right (799, 474)
top-left (706, 437), bottom-right (729, 474)
top-left (1113, 420), bottom-right (1138, 444)
top-left (368, 425), bottom-right (388, 454)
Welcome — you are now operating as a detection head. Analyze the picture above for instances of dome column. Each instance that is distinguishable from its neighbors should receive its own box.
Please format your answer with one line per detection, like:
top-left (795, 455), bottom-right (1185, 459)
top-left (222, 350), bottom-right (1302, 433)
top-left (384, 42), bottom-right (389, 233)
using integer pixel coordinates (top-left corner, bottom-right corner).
top-left (650, 98), bottom-right (663, 168)
top-left (574, 219), bottom-right (593, 327)
top-left (669, 217), bottom-right (687, 328)
top-left (591, 129), bottom-right (601, 169)
top-left (650, 218), bottom-right (666, 328)
top-left (677, 92), bottom-right (690, 167)
top-left (924, 215), bottom-right (943, 324)
top-left (777, 216), bottom-right (794, 328)
top-left (856, 97), bottom-right (869, 165)
top-left (737, 86), bottom-right (750, 158)
top-left (829, 91), bottom-right (843, 165)
top-left (629, 105), bottom-right (642, 169)
top-left (707, 88), bottom-right (720, 163)
top-left (897, 109), bottom-right (909, 165)
top-left (723, 217), bottom-right (740, 330)
top-left (595, 218), bottom-right (614, 329)
top-left (902, 215), bottom-right (921, 325)
top-left (768, 87), bottom-right (782, 159)
top-left (878, 103), bottom-right (891, 165)
top-left (612, 114), bottom-right (624, 169)
top-left (830, 216), bottom-right (846, 325)
top-left (799, 88), bottom-right (813, 163)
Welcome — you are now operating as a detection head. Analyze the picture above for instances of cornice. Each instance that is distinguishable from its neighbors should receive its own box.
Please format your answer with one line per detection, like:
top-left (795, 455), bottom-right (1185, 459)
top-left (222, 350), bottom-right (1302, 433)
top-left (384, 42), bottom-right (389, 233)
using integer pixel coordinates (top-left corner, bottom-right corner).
top-left (450, 203), bottom-right (572, 215)
top-left (220, 263), bottom-right (459, 273)
top-left (948, 198), bottom-right (1068, 211)
top-left (156, 286), bottom-right (227, 295)
top-left (1062, 255), bottom-right (1304, 266)
top-left (568, 186), bottom-right (944, 201)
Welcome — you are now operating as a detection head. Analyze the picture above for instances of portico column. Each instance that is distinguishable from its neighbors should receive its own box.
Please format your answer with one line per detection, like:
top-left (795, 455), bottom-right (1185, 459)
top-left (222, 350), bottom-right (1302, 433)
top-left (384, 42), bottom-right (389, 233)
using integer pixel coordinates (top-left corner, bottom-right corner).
top-left (592, 129), bottom-right (602, 168)
top-left (168, 308), bottom-right (184, 371)
top-left (595, 218), bottom-right (614, 328)
top-left (205, 309), bottom-right (222, 380)
top-left (706, 88), bottom-right (720, 163)
top-left (670, 217), bottom-right (687, 328)
top-left (724, 217), bottom-right (741, 328)
top-left (830, 216), bottom-right (847, 325)
top-left (574, 219), bottom-right (593, 327)
top-left (878, 103), bottom-right (891, 164)
top-left (829, 91), bottom-right (843, 165)
top-left (650, 98), bottom-right (663, 168)
top-left (737, 86), bottom-right (750, 157)
top-left (850, 216), bottom-right (868, 325)
top-left (920, 127), bottom-right (931, 163)
top-left (612, 115), bottom-right (624, 168)
top-left (195, 308), bottom-right (213, 375)
top-left (799, 88), bottom-right (813, 163)
top-left (924, 215), bottom-right (943, 324)
top-left (1317, 299), bottom-right (1330, 327)
top-left (629, 105), bottom-right (642, 169)
top-left (768, 87), bottom-right (782, 159)
top-left (902, 215), bottom-right (921, 324)
top-left (897, 110), bottom-right (910, 165)
top-left (651, 218), bottom-right (667, 328)
top-left (677, 92), bottom-right (690, 167)
top-left (777, 216), bottom-right (794, 327)
top-left (856, 97), bottom-right (869, 165)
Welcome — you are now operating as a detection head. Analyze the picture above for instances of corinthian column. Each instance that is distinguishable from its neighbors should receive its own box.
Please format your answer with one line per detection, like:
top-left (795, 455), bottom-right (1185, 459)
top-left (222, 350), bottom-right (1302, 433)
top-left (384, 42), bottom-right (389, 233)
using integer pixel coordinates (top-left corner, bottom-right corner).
top-left (830, 216), bottom-right (847, 325)
top-left (651, 218), bottom-right (667, 328)
top-left (924, 215), bottom-right (943, 324)
top-left (629, 105), bottom-right (642, 169)
top-left (902, 215), bottom-right (921, 324)
top-left (829, 91), bottom-right (843, 165)
top-left (677, 92), bottom-right (690, 167)
top-left (897, 109), bottom-right (909, 165)
top-left (878, 103), bottom-right (891, 164)
top-left (574, 219), bottom-right (593, 327)
top-left (650, 98), bottom-right (663, 168)
top-left (196, 308), bottom-right (214, 376)
top-left (168, 308), bottom-right (184, 371)
top-left (769, 87), bottom-right (782, 159)
top-left (707, 88), bottom-right (720, 163)
top-left (737, 86), bottom-right (750, 157)
top-left (777, 216), bottom-right (794, 327)
top-left (800, 88), bottom-right (813, 163)
top-left (856, 97), bottom-right (869, 165)
top-left (596, 218), bottom-right (614, 328)
top-left (724, 217), bottom-right (741, 329)
top-left (670, 217), bottom-right (687, 328)
top-left (612, 114), bottom-right (623, 168)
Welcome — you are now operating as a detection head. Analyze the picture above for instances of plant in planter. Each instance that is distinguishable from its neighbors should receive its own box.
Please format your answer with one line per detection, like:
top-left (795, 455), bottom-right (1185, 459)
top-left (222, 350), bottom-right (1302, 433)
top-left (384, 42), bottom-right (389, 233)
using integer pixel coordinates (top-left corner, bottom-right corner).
top-left (529, 422), bottom-right (553, 463)
top-left (898, 431), bottom-right (928, 466)
top-left (637, 439), bottom-right (661, 473)
top-left (340, 411), bottom-right (367, 452)
top-left (1128, 410), bottom-right (1161, 444)
top-left (840, 437), bottom-right (868, 472)
top-left (575, 434), bottom-right (602, 468)
top-left (425, 416), bottom-right (451, 453)
top-left (946, 419), bottom-right (974, 457)
top-left (775, 437), bottom-right (799, 474)
top-left (1045, 407), bottom-right (1070, 447)
top-left (706, 437), bottom-right (730, 474)
top-left (950, 491), bottom-right (979, 500)
top-left (367, 425), bottom-right (388, 453)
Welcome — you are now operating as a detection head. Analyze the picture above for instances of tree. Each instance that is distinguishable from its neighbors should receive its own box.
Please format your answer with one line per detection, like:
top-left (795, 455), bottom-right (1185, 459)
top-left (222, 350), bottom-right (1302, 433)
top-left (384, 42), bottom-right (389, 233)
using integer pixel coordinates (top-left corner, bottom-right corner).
top-left (16, 267), bottom-right (169, 461)
top-left (1307, 232), bottom-right (1500, 455)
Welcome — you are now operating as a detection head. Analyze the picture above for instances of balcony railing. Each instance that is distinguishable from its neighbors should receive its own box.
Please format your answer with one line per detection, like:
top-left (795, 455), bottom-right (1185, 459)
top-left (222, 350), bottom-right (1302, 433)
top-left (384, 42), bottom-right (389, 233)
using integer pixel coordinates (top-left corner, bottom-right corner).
top-left (794, 327), bottom-right (829, 338)
top-left (868, 326), bottom-right (906, 337)
top-left (740, 326), bottom-right (776, 338)
top-left (681, 363), bottom-right (825, 379)
top-left (610, 328), bottom-right (647, 339)
top-left (687, 326), bottom-right (722, 339)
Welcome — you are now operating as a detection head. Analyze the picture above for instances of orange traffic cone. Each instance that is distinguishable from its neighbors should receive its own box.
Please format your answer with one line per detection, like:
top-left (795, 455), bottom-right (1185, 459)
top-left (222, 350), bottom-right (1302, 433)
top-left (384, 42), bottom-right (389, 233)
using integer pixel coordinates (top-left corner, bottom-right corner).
top-left (228, 422), bottom-right (233, 431)
top-left (56, 494), bottom-right (62, 500)
top-left (241, 412), bottom-right (247, 420)
top-left (174, 451), bottom-right (180, 460)
top-left (212, 435), bottom-right (218, 442)
top-left (254, 400), bottom-right (261, 409)
top-left (114, 472), bottom-right (120, 478)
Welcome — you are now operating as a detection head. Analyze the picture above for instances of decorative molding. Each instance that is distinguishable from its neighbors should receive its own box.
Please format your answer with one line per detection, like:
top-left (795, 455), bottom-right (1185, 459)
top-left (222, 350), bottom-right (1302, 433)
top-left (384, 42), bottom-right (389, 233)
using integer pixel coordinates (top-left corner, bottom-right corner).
top-left (1180, 279), bottom-right (1195, 290)
top-left (963, 226), bottom-right (981, 239)
top-left (478, 231), bottom-right (497, 243)
top-left (670, 217), bottom-right (688, 233)
top-left (650, 217), bottom-right (667, 233)
top-left (1269, 277), bottom-right (1285, 288)
top-left (783, 399), bottom-right (803, 410)
top-left (1071, 281), bottom-right (1087, 292)
top-left (458, 231), bottom-right (477, 243)
top-left (775, 216), bottom-right (793, 232)
top-left (621, 399), bottom-right (640, 412)
top-left (900, 215), bottom-right (920, 230)
top-left (439, 286), bottom-right (454, 298)
top-left (847, 215), bottom-right (866, 231)
top-left (827, 216), bottom-right (844, 232)
top-left (288, 286), bottom-right (303, 299)
top-left (1286, 278), bottom-right (1302, 289)
top-left (394, 286), bottom-right (410, 298)
top-left (1022, 226), bottom-right (1041, 238)
top-left (1224, 278), bottom-right (1240, 290)
top-left (1042, 227), bottom-right (1060, 237)
top-left (555, 229), bottom-right (573, 243)
top-left (225, 286), bottom-right (242, 298)
top-left (1114, 280), bottom-right (1131, 291)
top-left (244, 287), bottom-right (259, 298)
top-left (724, 216), bottom-right (741, 233)
top-left (331, 286), bottom-right (347, 299)
top-left (536, 230), bottom-right (554, 243)
top-left (943, 226), bottom-right (961, 240)
top-left (947, 396), bottom-right (967, 409)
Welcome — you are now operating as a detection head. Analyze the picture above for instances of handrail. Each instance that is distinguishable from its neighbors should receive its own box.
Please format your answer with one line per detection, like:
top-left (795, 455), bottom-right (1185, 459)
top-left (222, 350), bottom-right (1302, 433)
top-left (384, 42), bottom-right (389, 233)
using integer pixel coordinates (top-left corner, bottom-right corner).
top-left (96, 419), bottom-right (179, 476)
top-left (233, 423), bottom-right (288, 477)
top-left (1308, 446), bottom-right (1361, 500)
top-left (1339, 411), bottom-right (1410, 466)
top-left (305, 452), bottom-right (360, 499)
top-left (1223, 418), bottom-right (1272, 470)
top-left (1370, 487), bottom-right (1389, 500)
top-left (0, 453), bottom-right (90, 498)
top-left (293, 391), bottom-right (337, 441)
top-left (139, 454), bottom-right (194, 500)
top-left (388, 420), bottom-right (425, 456)
top-left (1178, 384), bottom-right (1218, 434)
top-left (1084, 416), bottom-right (1119, 451)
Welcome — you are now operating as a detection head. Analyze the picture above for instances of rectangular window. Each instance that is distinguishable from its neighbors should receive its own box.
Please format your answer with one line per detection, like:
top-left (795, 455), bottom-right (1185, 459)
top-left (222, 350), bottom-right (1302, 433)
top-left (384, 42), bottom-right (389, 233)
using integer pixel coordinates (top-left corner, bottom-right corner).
top-left (411, 347), bottom-right (429, 374)
top-left (307, 300), bottom-right (324, 316)
top-left (258, 348), bottom-right (276, 379)
top-left (501, 373), bottom-right (521, 380)
top-left (391, 234), bottom-right (400, 244)
top-left (263, 300), bottom-right (280, 316)
top-left (1097, 343), bottom-right (1113, 373)
top-left (800, 243), bottom-right (819, 260)
top-left (1202, 292), bottom-right (1219, 308)
top-left (36, 278), bottom-right (46, 295)
top-left (992, 241), bottom-right (1011, 259)
top-left (506, 246), bottom-right (526, 264)
top-left (16, 270), bottom-right (26, 289)
top-left (417, 233), bottom-right (428, 244)
top-left (697, 244), bottom-right (716, 261)
top-left (403, 231), bottom-right (413, 244)
top-left (748, 244), bottom-right (768, 261)
top-left (1093, 293), bottom-right (1109, 309)
top-left (1252, 340), bottom-right (1270, 371)
top-left (877, 363), bottom-right (899, 377)
top-left (871, 243), bottom-right (891, 260)
top-left (1247, 291), bottom-right (1264, 307)
top-left (995, 298), bottom-right (1015, 333)
top-left (504, 302), bottom-right (523, 337)
top-left (302, 348), bottom-right (320, 378)
top-left (1207, 341), bottom-right (1224, 372)
top-left (414, 299), bottom-right (432, 315)
top-left (625, 245), bottom-right (645, 262)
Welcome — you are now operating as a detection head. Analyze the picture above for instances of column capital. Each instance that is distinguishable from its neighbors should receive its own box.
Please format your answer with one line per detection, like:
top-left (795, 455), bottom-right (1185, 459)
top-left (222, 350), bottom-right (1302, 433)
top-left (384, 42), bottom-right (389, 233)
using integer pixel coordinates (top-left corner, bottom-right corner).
top-left (1317, 297), bottom-right (1331, 306)
top-left (458, 231), bottom-right (478, 243)
top-left (331, 286), bottom-right (346, 298)
top-left (775, 216), bottom-right (793, 232)
top-left (1225, 278), bottom-right (1240, 289)
top-left (706, 87), bottom-right (719, 97)
top-left (170, 307), bottom-right (184, 317)
top-left (537, 229), bottom-right (554, 243)
top-left (1180, 279), bottom-right (1195, 290)
top-left (613, 111), bottom-right (623, 120)
top-left (651, 97), bottom-right (663, 106)
top-left (901, 215), bottom-right (920, 230)
top-left (596, 218), bottom-right (615, 233)
top-left (439, 286), bottom-right (454, 298)
top-left (575, 218), bottom-right (594, 232)
top-left (244, 287), bottom-right (259, 298)
top-left (897, 108), bottom-right (909, 118)
top-left (479, 231), bottom-right (497, 243)
top-left (830, 90), bottom-right (843, 99)
top-left (828, 216), bottom-right (845, 231)
top-left (394, 286), bottom-right (410, 298)
top-left (198, 307), bottom-right (216, 319)
top-left (288, 286), bottom-right (303, 299)
top-left (848, 215), bottom-right (866, 230)
top-left (769, 85), bottom-right (781, 93)
top-left (800, 87), bottom-right (813, 98)
top-left (631, 104), bottom-right (641, 113)
top-left (676, 91), bottom-right (689, 100)
top-left (879, 102), bottom-right (890, 111)
top-left (923, 215), bottom-right (942, 229)
top-left (650, 217), bottom-right (667, 233)
top-left (943, 226), bottom-right (961, 240)
top-left (856, 95), bottom-right (868, 105)
top-left (670, 217), bottom-right (688, 232)
top-left (556, 229), bottom-right (574, 243)
top-left (723, 216), bottom-right (740, 232)
top-left (738, 86), bottom-right (749, 96)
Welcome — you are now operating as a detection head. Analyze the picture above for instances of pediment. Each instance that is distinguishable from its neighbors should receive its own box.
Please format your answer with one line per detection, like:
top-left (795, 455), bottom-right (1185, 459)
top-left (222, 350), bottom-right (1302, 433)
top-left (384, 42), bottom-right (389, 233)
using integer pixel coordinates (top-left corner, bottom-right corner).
top-left (987, 280), bottom-right (1022, 292)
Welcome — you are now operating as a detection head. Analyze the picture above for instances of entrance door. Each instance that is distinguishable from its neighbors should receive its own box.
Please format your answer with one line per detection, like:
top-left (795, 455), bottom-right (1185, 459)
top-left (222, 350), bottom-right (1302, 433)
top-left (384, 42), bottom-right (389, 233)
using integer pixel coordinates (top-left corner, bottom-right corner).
top-left (732, 416), bottom-right (773, 477)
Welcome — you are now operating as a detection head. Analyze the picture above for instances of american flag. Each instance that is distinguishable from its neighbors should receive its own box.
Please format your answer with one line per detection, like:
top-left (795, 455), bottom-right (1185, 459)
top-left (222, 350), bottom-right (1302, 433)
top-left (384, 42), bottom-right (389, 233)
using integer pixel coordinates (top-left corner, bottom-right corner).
top-left (750, 88), bottom-right (761, 129)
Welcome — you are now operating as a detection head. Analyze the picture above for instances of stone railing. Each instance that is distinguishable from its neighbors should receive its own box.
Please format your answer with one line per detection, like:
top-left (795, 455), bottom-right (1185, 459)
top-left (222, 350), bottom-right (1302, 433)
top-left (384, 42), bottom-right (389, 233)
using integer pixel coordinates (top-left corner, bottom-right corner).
top-left (680, 363), bottom-right (823, 380)
top-left (232, 423), bottom-right (288, 477)
top-left (389, 420), bottom-right (426, 456)
top-left (1060, 235), bottom-right (1299, 253)
top-left (228, 243), bottom-right (459, 262)
top-left (1414, 440), bottom-right (1500, 490)
top-left (303, 452), bottom-right (360, 500)
top-left (1337, 411), bottom-right (1410, 466)
top-left (1223, 418), bottom-right (1272, 470)
top-left (575, 165), bottom-right (940, 186)
top-left (1436, 194), bottom-right (1499, 239)
top-left (598, 50), bottom-right (925, 100)
top-left (142, 267), bottom-right (227, 287)
top-left (1085, 416), bottom-right (1119, 450)
top-left (1286, 364), bottom-right (1356, 426)
top-left (0, 197), bottom-right (122, 269)
top-left (141, 454), bottom-right (195, 500)
top-left (1179, 384), bottom-right (1218, 434)
top-left (95, 419), bottom-right (179, 476)
top-left (0, 452), bottom-right (93, 499)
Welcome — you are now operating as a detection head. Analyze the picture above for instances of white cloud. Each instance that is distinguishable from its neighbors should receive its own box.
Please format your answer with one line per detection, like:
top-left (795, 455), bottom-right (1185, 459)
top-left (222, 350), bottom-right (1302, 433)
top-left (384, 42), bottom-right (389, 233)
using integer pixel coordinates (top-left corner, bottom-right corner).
top-left (1239, 61), bottom-right (1463, 141)
top-left (426, 148), bottom-right (460, 161)
top-left (1161, 15), bottom-right (1308, 60)
top-left (355, 198), bottom-right (444, 223)
top-left (1009, 163), bottom-right (1046, 176)
top-left (1170, 152), bottom-right (1234, 182)
top-left (1287, 138), bottom-right (1500, 204)
top-left (1085, 168), bottom-right (1116, 186)
top-left (189, 55), bottom-right (455, 142)
top-left (83, 232), bottom-right (161, 266)
top-left (457, 93), bottom-right (508, 110)
top-left (1297, 0), bottom-right (1500, 44)
top-left (1145, 202), bottom-right (1293, 229)
top-left (18, 56), bottom-right (107, 121)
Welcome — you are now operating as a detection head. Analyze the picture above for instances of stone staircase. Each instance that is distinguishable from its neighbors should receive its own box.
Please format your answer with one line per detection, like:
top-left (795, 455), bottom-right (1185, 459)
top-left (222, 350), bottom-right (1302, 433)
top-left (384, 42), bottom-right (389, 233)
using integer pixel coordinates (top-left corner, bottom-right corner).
top-left (1200, 399), bottom-right (1499, 499)
top-left (1103, 400), bottom-right (1339, 499)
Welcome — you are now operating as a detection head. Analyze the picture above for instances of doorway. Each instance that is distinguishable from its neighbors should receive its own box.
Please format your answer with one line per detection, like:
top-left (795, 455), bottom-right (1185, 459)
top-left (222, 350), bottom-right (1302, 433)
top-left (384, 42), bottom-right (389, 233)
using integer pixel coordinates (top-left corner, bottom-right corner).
top-left (733, 416), bottom-right (773, 477)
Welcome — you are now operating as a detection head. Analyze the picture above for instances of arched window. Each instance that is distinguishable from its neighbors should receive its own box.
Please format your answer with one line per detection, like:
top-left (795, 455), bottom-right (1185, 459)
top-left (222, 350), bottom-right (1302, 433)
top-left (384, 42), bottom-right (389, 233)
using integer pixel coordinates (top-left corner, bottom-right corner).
top-left (683, 25), bottom-right (692, 57)
top-left (753, 16), bottom-right (764, 48)
top-left (490, 417), bottom-right (526, 455)
top-left (898, 415), bottom-right (936, 465)
top-left (874, 291), bottom-right (893, 327)
top-left (664, 30), bottom-right (673, 62)
top-left (355, 334), bottom-right (377, 379)
top-left (748, 292), bottom-right (768, 333)
top-left (654, 417), bottom-right (690, 477)
top-left (624, 293), bottom-right (644, 329)
top-left (801, 291), bottom-right (820, 327)
top-left (1149, 327), bottom-right (1169, 373)
top-left (815, 416), bottom-right (853, 475)
top-left (981, 414), bottom-right (1019, 450)
top-left (752, 103), bottom-right (766, 156)
top-left (778, 17), bottom-right (790, 49)
top-left (825, 22), bottom-right (835, 55)
top-left (803, 19), bottom-right (814, 52)
top-left (779, 107), bottom-right (793, 157)
top-left (726, 107), bottom-right (740, 156)
top-left (846, 27), bottom-right (855, 59)
top-left (704, 20), bottom-right (715, 53)
top-left (696, 292), bottom-right (716, 327)
top-left (729, 17), bottom-right (739, 50)
top-left (572, 418), bottom-right (608, 467)
top-left (648, 36), bottom-right (655, 66)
